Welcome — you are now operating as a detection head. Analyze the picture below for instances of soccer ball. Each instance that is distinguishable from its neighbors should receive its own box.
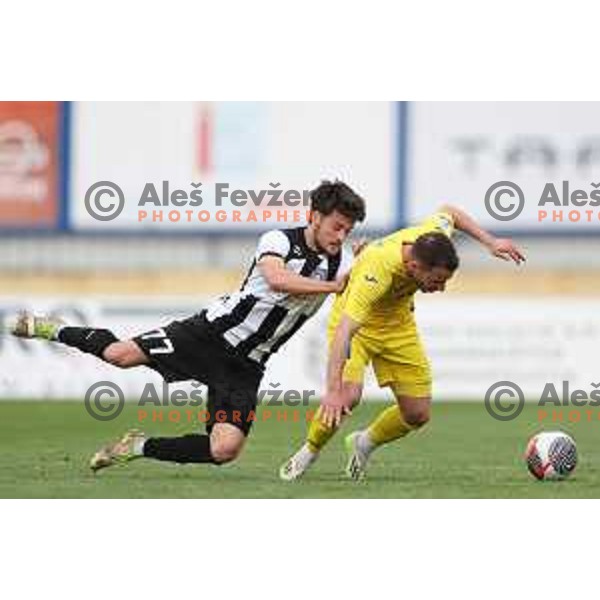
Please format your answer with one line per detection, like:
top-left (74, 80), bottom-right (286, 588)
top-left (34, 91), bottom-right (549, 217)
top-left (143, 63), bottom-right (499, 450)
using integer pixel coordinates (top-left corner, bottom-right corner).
top-left (525, 431), bottom-right (577, 481)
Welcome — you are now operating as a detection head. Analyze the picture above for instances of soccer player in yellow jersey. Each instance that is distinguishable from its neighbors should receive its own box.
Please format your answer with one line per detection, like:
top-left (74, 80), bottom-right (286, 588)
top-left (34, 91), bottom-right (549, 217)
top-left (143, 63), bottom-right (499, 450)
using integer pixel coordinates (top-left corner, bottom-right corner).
top-left (280, 205), bottom-right (525, 481)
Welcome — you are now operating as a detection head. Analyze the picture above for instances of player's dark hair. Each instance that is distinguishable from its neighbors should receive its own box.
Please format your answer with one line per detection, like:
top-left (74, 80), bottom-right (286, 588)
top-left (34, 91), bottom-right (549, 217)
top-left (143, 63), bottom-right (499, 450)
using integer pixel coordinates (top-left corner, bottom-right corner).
top-left (412, 232), bottom-right (459, 271)
top-left (310, 180), bottom-right (366, 223)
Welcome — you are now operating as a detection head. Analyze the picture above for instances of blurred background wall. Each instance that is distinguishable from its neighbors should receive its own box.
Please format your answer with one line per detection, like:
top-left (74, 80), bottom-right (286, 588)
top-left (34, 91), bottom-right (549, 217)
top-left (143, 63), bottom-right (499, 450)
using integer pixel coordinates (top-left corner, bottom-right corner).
top-left (1, 101), bottom-right (599, 400)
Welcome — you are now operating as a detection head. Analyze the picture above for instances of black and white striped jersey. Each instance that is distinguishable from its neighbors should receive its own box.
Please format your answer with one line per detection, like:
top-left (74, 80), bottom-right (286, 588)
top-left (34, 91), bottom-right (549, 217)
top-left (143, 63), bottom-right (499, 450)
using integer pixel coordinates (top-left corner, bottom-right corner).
top-left (204, 227), bottom-right (352, 366)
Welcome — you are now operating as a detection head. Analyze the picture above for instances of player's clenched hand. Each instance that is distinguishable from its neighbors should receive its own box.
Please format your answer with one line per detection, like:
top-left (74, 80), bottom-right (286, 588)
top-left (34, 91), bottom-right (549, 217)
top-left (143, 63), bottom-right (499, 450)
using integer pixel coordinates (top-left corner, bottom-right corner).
top-left (332, 271), bottom-right (350, 294)
top-left (489, 238), bottom-right (526, 265)
top-left (319, 392), bottom-right (352, 428)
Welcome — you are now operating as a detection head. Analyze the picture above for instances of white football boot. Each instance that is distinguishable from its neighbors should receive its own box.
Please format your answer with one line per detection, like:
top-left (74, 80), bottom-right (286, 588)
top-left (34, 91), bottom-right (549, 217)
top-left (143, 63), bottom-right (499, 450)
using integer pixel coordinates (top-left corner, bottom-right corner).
top-left (10, 311), bottom-right (64, 340)
top-left (344, 431), bottom-right (374, 481)
top-left (279, 444), bottom-right (319, 481)
top-left (90, 430), bottom-right (147, 472)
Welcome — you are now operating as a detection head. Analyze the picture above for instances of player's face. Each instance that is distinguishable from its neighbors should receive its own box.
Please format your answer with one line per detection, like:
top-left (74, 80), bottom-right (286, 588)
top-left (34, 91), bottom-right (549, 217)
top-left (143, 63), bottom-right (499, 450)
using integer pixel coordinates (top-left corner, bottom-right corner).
top-left (312, 210), bottom-right (354, 256)
top-left (408, 261), bottom-right (454, 293)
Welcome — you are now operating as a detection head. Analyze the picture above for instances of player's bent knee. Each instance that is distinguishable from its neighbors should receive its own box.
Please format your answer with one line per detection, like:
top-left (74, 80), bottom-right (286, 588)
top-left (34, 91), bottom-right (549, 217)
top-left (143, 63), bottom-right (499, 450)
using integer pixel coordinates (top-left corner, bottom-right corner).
top-left (210, 439), bottom-right (243, 464)
top-left (397, 396), bottom-right (431, 429)
top-left (404, 408), bottom-right (430, 428)
top-left (210, 423), bottom-right (246, 464)
top-left (395, 392), bottom-right (431, 429)
top-left (103, 342), bottom-right (146, 369)
top-left (407, 413), bottom-right (430, 428)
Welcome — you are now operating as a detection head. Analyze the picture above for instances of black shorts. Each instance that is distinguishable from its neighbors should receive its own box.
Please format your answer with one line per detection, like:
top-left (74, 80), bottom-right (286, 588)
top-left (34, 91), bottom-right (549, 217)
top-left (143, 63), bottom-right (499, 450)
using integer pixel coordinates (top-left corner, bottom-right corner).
top-left (133, 312), bottom-right (263, 436)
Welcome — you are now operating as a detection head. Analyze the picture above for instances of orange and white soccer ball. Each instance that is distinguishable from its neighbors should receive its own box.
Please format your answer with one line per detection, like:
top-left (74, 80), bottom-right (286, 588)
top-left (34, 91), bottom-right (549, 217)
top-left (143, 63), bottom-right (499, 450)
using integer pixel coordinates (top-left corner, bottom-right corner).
top-left (525, 431), bottom-right (577, 481)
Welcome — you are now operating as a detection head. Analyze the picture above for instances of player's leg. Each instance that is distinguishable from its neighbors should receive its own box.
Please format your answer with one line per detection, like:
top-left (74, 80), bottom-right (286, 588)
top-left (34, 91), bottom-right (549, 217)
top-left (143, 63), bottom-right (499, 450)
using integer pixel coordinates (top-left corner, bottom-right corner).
top-left (90, 341), bottom-right (261, 471)
top-left (345, 390), bottom-right (430, 481)
top-left (279, 335), bottom-right (374, 481)
top-left (138, 423), bottom-right (245, 464)
top-left (91, 407), bottom-right (250, 471)
top-left (138, 377), bottom-right (254, 466)
top-left (102, 340), bottom-right (149, 368)
top-left (280, 380), bottom-right (362, 481)
top-left (90, 421), bottom-right (246, 471)
top-left (344, 343), bottom-right (432, 480)
top-left (59, 331), bottom-right (149, 368)
top-left (209, 423), bottom-right (246, 463)
top-left (11, 310), bottom-right (149, 368)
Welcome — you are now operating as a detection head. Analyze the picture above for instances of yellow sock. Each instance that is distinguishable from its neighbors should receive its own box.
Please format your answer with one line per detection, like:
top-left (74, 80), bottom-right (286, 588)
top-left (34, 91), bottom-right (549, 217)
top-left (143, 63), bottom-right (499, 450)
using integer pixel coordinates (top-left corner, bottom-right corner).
top-left (367, 404), bottom-right (414, 446)
top-left (306, 416), bottom-right (338, 453)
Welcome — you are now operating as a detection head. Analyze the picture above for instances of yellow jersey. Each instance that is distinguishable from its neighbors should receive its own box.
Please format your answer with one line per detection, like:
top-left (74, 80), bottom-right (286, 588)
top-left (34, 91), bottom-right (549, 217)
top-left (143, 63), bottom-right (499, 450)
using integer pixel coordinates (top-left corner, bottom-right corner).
top-left (329, 212), bottom-right (455, 337)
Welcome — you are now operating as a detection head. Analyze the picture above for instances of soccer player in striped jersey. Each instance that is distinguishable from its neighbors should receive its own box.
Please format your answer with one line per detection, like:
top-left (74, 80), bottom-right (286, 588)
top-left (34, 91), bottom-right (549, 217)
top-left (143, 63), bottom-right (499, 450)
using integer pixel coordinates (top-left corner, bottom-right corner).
top-left (10, 181), bottom-right (366, 471)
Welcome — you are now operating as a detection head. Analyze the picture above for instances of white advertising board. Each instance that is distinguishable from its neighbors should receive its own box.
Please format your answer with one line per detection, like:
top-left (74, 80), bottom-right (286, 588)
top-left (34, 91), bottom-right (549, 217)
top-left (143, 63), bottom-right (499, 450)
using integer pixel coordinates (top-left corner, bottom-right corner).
top-left (1, 295), bottom-right (598, 404)
top-left (70, 102), bottom-right (396, 232)
top-left (406, 102), bottom-right (600, 233)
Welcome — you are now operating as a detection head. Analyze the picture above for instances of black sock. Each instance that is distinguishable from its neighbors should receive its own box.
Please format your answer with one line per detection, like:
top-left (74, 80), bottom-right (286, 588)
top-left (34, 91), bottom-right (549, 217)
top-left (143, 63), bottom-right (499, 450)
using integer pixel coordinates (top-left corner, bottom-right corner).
top-left (142, 434), bottom-right (216, 464)
top-left (57, 327), bottom-right (118, 359)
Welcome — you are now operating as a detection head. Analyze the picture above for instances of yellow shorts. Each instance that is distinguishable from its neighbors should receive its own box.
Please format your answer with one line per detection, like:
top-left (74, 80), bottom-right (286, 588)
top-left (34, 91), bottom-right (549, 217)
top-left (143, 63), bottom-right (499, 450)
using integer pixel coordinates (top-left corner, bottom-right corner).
top-left (328, 325), bottom-right (432, 398)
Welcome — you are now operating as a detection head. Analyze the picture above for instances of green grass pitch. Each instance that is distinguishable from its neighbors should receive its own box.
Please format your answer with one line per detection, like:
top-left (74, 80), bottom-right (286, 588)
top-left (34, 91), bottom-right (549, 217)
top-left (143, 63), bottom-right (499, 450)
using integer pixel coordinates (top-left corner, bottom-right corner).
top-left (0, 401), bottom-right (598, 498)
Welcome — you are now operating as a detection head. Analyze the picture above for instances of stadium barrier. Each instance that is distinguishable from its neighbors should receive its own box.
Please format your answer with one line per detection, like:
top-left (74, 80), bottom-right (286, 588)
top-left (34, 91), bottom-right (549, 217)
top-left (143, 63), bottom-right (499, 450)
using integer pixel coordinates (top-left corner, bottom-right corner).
top-left (1, 295), bottom-right (598, 402)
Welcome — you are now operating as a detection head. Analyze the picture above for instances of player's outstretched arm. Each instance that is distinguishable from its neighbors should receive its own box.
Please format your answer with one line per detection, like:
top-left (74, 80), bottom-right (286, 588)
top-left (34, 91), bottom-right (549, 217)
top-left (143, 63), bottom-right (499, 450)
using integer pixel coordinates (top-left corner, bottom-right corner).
top-left (259, 256), bottom-right (347, 295)
top-left (440, 204), bottom-right (526, 265)
top-left (320, 314), bottom-right (361, 428)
